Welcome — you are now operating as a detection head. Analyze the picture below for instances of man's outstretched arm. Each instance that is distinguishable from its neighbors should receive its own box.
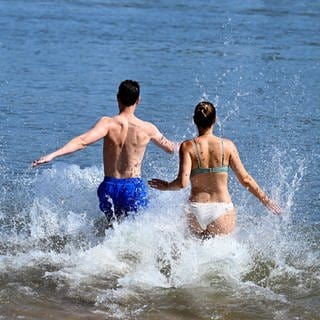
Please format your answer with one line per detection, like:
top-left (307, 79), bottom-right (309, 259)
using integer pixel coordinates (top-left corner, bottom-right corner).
top-left (32, 117), bottom-right (110, 167)
top-left (149, 123), bottom-right (180, 154)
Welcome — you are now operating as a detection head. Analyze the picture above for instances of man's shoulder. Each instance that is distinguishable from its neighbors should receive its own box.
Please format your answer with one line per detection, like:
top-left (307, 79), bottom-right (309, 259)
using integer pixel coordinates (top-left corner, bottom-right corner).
top-left (99, 116), bottom-right (112, 122)
top-left (113, 114), bottom-right (157, 133)
top-left (134, 118), bottom-right (157, 131)
top-left (91, 116), bottom-right (112, 128)
top-left (102, 115), bottom-right (124, 126)
top-left (140, 119), bottom-right (155, 128)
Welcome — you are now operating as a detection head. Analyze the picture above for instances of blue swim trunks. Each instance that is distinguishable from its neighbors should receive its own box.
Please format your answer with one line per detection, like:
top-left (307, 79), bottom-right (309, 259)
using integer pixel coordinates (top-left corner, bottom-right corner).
top-left (97, 176), bottom-right (148, 223)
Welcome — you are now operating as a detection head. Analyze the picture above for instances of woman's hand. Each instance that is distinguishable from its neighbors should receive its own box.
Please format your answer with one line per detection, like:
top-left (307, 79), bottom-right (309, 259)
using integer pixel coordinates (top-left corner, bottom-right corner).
top-left (262, 196), bottom-right (282, 215)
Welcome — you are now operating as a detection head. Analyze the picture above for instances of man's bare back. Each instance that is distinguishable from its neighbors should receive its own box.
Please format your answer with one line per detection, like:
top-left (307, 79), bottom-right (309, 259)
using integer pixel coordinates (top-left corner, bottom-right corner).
top-left (32, 80), bottom-right (176, 224)
top-left (102, 113), bottom-right (174, 178)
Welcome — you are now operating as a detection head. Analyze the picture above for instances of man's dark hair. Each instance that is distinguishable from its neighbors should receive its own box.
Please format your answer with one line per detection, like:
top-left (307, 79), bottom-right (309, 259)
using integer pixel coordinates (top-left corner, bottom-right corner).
top-left (117, 80), bottom-right (140, 106)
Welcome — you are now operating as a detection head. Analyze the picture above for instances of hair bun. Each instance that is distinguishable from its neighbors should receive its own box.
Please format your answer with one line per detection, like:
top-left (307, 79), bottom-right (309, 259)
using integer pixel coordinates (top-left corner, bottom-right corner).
top-left (200, 106), bottom-right (208, 118)
top-left (193, 101), bottom-right (216, 129)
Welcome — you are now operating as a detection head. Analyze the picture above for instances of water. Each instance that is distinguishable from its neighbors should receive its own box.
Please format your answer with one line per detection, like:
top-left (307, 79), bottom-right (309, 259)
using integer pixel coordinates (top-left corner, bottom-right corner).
top-left (1, 0), bottom-right (319, 319)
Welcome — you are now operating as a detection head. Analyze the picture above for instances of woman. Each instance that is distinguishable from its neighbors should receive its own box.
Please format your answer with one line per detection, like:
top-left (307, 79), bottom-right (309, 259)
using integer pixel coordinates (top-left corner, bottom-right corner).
top-left (148, 101), bottom-right (281, 238)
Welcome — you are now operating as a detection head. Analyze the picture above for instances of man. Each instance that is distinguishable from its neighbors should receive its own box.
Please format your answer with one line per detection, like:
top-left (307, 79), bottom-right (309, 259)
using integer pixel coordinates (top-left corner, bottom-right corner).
top-left (33, 80), bottom-right (177, 224)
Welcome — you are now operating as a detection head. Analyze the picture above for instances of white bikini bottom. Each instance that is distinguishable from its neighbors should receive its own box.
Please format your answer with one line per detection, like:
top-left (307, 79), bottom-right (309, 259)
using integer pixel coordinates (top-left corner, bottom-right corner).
top-left (187, 202), bottom-right (234, 229)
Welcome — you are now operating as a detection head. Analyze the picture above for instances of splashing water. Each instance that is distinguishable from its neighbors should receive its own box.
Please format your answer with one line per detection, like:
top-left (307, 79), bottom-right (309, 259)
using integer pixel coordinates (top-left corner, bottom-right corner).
top-left (0, 154), bottom-right (318, 319)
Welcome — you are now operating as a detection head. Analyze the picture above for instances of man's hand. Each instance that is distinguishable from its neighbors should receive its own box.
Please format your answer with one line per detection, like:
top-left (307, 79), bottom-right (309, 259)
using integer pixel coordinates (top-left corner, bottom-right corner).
top-left (32, 154), bottom-right (54, 167)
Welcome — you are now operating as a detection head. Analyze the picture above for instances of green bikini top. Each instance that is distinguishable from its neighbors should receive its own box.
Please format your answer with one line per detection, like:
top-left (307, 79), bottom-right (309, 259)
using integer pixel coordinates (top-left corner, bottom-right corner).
top-left (190, 138), bottom-right (229, 177)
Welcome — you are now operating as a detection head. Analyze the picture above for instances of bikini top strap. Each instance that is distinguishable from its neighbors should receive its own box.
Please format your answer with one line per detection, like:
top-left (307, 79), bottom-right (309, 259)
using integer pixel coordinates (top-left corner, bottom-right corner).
top-left (192, 139), bottom-right (201, 168)
top-left (221, 139), bottom-right (225, 166)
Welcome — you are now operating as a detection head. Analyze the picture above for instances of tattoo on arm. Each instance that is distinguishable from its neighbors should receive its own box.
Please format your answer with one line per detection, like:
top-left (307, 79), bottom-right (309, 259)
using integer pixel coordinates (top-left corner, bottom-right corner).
top-left (160, 135), bottom-right (170, 147)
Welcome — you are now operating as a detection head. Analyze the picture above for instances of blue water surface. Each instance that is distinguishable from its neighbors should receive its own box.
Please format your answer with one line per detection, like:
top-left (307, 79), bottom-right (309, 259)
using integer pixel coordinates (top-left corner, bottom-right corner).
top-left (0, 1), bottom-right (319, 319)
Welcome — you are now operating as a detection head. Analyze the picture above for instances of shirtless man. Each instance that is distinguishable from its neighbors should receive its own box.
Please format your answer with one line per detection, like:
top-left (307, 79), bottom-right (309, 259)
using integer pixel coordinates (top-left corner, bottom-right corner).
top-left (33, 80), bottom-right (177, 224)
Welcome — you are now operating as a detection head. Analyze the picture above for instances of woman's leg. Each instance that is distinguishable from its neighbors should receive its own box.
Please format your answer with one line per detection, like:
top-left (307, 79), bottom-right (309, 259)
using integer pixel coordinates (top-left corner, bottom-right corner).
top-left (206, 208), bottom-right (236, 235)
top-left (186, 213), bottom-right (207, 238)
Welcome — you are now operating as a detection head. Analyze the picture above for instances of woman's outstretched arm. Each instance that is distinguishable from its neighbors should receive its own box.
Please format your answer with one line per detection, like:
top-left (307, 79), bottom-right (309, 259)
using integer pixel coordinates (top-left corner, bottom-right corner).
top-left (148, 141), bottom-right (191, 191)
top-left (229, 141), bottom-right (282, 214)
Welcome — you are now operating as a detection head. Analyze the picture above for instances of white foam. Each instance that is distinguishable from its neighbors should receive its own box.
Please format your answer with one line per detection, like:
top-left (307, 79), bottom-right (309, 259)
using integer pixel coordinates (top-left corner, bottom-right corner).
top-left (0, 160), bottom-right (316, 307)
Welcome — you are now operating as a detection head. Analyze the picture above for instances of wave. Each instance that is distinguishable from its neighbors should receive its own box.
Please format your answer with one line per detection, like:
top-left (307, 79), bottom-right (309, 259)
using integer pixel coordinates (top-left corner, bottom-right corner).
top-left (0, 155), bottom-right (318, 320)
